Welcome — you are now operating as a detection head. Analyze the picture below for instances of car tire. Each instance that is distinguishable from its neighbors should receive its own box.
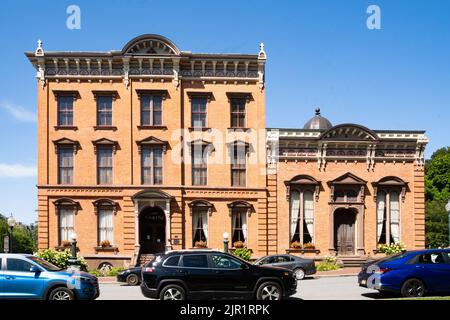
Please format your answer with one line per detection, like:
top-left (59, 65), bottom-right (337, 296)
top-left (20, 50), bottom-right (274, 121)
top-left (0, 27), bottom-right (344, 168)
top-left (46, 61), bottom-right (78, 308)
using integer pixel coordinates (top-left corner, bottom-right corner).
top-left (126, 274), bottom-right (140, 286)
top-left (401, 279), bottom-right (426, 298)
top-left (293, 268), bottom-right (305, 280)
top-left (159, 284), bottom-right (186, 300)
top-left (48, 287), bottom-right (75, 301)
top-left (256, 281), bottom-right (283, 300)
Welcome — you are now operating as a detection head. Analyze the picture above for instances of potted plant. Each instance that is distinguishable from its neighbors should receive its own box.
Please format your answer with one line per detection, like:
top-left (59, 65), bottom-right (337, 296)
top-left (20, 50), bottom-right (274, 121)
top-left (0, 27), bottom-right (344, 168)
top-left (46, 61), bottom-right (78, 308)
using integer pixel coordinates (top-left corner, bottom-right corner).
top-left (61, 240), bottom-right (71, 247)
top-left (303, 242), bottom-right (316, 249)
top-left (233, 241), bottom-right (245, 248)
top-left (290, 241), bottom-right (302, 249)
top-left (194, 240), bottom-right (207, 248)
top-left (101, 239), bottom-right (111, 248)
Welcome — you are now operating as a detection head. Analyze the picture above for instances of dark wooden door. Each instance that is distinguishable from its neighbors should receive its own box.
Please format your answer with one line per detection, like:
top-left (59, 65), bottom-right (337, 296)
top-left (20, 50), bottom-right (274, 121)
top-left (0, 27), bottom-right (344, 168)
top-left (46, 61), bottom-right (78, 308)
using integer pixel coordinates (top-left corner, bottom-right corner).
top-left (334, 211), bottom-right (355, 255)
top-left (139, 208), bottom-right (166, 253)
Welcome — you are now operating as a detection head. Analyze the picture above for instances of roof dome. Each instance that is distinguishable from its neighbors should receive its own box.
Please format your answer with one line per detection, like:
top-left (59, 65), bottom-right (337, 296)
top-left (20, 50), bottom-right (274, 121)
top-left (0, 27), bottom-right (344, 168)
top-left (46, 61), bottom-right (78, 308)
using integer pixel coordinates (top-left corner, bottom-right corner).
top-left (303, 108), bottom-right (333, 130)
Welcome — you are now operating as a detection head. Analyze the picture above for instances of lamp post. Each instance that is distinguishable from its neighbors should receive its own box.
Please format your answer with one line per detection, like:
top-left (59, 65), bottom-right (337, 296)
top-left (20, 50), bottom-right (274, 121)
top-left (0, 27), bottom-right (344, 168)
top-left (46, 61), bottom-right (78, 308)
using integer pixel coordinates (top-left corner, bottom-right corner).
top-left (68, 232), bottom-right (78, 268)
top-left (223, 232), bottom-right (229, 253)
top-left (7, 214), bottom-right (16, 253)
top-left (446, 200), bottom-right (450, 247)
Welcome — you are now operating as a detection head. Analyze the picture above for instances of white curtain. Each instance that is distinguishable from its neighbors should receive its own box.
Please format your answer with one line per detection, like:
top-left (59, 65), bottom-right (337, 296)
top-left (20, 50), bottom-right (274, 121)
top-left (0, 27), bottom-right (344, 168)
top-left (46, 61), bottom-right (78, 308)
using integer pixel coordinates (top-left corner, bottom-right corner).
top-left (99, 208), bottom-right (114, 244)
top-left (202, 210), bottom-right (208, 243)
top-left (59, 207), bottom-right (74, 242)
top-left (192, 210), bottom-right (199, 242)
top-left (290, 191), bottom-right (300, 242)
top-left (241, 210), bottom-right (248, 241)
top-left (390, 191), bottom-right (400, 243)
top-left (303, 191), bottom-right (314, 242)
top-left (376, 192), bottom-right (385, 243)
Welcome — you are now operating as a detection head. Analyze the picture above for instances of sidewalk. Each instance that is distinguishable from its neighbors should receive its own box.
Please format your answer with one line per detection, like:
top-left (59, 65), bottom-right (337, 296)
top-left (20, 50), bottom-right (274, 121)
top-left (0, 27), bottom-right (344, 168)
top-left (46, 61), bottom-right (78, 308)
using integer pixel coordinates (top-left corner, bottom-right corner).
top-left (314, 267), bottom-right (360, 278)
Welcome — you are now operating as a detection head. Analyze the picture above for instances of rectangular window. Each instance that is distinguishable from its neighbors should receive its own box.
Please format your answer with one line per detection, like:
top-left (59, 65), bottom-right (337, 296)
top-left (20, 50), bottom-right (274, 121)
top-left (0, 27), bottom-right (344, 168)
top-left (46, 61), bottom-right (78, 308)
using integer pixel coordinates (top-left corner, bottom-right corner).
top-left (192, 208), bottom-right (208, 246)
top-left (182, 255), bottom-right (208, 268)
top-left (98, 207), bottom-right (114, 245)
top-left (141, 95), bottom-right (163, 126)
top-left (230, 98), bottom-right (246, 128)
top-left (59, 206), bottom-right (75, 243)
top-left (97, 96), bottom-right (113, 126)
top-left (192, 145), bottom-right (207, 185)
top-left (58, 147), bottom-right (74, 184)
top-left (141, 146), bottom-right (163, 185)
top-left (231, 148), bottom-right (246, 187)
top-left (97, 146), bottom-right (113, 185)
top-left (191, 97), bottom-right (207, 128)
top-left (57, 96), bottom-right (74, 126)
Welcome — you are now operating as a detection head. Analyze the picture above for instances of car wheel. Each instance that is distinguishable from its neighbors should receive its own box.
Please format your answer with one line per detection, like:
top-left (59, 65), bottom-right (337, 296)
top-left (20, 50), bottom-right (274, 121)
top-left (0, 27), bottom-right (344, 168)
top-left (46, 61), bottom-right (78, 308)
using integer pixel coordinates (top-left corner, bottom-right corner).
top-left (159, 284), bottom-right (186, 300)
top-left (401, 279), bottom-right (426, 298)
top-left (126, 274), bottom-right (140, 286)
top-left (49, 287), bottom-right (75, 301)
top-left (294, 268), bottom-right (305, 280)
top-left (256, 281), bottom-right (283, 300)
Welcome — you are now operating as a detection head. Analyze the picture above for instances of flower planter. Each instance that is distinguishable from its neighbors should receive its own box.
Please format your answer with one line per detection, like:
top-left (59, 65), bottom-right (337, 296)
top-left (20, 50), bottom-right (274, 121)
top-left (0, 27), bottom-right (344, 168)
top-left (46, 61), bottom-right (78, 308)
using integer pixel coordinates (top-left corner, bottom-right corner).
top-left (286, 248), bottom-right (320, 256)
top-left (95, 246), bottom-right (119, 254)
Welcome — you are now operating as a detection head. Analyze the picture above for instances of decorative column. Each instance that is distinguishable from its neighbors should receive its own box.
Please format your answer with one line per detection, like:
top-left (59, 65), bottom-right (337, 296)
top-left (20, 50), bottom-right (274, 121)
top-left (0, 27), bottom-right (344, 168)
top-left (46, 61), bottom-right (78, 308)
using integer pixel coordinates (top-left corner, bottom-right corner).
top-left (164, 200), bottom-right (172, 252)
top-left (356, 205), bottom-right (365, 255)
top-left (134, 201), bottom-right (140, 255)
top-left (328, 206), bottom-right (336, 255)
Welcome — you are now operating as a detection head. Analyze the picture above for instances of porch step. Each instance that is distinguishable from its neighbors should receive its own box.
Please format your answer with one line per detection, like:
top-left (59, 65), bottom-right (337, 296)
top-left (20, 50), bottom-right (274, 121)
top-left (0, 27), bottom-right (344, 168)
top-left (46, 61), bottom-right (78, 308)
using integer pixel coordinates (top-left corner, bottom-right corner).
top-left (137, 254), bottom-right (156, 267)
top-left (338, 256), bottom-right (370, 268)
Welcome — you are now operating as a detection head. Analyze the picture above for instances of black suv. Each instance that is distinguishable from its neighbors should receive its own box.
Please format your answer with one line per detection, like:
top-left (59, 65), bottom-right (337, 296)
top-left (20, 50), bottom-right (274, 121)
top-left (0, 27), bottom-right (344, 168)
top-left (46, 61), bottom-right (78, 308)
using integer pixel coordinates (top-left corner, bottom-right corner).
top-left (140, 250), bottom-right (297, 300)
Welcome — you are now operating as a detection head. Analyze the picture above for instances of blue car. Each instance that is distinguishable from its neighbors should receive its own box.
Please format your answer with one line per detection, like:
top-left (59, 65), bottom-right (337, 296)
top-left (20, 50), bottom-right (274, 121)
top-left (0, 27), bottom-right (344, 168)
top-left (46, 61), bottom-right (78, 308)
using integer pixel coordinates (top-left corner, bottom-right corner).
top-left (0, 253), bottom-right (99, 300)
top-left (358, 249), bottom-right (450, 297)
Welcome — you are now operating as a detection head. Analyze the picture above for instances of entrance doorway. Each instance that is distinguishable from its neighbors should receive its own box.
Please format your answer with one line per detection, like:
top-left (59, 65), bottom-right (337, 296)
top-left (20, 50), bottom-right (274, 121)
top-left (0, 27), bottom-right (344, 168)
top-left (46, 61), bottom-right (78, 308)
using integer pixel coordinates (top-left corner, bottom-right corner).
top-left (139, 206), bottom-right (166, 254)
top-left (334, 209), bottom-right (356, 255)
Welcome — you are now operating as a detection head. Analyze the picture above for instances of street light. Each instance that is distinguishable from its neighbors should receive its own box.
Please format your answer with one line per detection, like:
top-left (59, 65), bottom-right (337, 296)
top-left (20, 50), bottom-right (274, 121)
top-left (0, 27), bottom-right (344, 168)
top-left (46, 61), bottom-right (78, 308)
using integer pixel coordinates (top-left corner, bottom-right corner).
top-left (68, 232), bottom-right (78, 268)
top-left (445, 200), bottom-right (450, 247)
top-left (7, 214), bottom-right (15, 253)
top-left (223, 232), bottom-right (229, 253)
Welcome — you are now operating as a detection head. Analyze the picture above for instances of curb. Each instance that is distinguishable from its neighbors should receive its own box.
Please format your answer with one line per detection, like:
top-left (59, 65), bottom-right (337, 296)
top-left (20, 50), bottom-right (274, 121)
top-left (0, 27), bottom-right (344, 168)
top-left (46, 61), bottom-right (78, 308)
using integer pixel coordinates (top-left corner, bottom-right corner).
top-left (313, 273), bottom-right (359, 278)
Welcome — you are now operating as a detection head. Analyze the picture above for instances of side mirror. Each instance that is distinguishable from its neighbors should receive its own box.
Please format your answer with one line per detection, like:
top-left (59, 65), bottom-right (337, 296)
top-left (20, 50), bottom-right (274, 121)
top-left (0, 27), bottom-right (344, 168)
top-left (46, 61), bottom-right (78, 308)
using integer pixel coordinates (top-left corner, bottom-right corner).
top-left (30, 266), bottom-right (40, 273)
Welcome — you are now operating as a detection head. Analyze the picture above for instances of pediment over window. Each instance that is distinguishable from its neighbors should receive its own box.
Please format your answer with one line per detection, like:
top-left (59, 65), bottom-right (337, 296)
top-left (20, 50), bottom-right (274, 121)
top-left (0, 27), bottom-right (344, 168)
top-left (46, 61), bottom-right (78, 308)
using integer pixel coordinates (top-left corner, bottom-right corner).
top-left (92, 138), bottom-right (119, 154)
top-left (227, 201), bottom-right (254, 216)
top-left (320, 124), bottom-right (379, 141)
top-left (188, 200), bottom-right (215, 215)
top-left (226, 92), bottom-right (253, 103)
top-left (373, 176), bottom-right (407, 202)
top-left (328, 172), bottom-right (367, 185)
top-left (285, 175), bottom-right (321, 202)
top-left (133, 190), bottom-right (173, 200)
top-left (53, 138), bottom-right (80, 154)
top-left (189, 139), bottom-right (215, 152)
top-left (136, 136), bottom-right (169, 153)
top-left (93, 198), bottom-right (119, 214)
top-left (121, 34), bottom-right (180, 55)
top-left (53, 198), bottom-right (81, 210)
top-left (285, 175), bottom-right (320, 186)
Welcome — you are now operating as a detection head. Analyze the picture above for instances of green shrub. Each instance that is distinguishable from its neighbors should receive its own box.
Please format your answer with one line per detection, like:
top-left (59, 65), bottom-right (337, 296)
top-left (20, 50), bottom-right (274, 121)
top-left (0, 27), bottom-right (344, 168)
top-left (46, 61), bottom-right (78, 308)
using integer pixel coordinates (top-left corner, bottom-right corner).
top-left (233, 248), bottom-right (252, 261)
top-left (89, 269), bottom-right (102, 277)
top-left (35, 248), bottom-right (88, 271)
top-left (106, 267), bottom-right (125, 277)
top-left (316, 255), bottom-right (340, 271)
top-left (377, 243), bottom-right (406, 255)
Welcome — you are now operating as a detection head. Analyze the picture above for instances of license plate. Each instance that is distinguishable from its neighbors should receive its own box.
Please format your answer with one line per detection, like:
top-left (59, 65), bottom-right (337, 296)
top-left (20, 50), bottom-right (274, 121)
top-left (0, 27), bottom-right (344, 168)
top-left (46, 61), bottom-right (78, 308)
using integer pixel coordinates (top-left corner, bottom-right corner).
top-left (361, 279), bottom-right (367, 286)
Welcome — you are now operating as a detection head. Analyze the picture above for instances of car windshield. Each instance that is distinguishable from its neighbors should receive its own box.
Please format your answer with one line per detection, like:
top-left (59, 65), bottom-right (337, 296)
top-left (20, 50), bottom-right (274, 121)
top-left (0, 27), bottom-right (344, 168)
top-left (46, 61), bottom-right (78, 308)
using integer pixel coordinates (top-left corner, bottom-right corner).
top-left (376, 252), bottom-right (410, 264)
top-left (29, 256), bottom-right (62, 271)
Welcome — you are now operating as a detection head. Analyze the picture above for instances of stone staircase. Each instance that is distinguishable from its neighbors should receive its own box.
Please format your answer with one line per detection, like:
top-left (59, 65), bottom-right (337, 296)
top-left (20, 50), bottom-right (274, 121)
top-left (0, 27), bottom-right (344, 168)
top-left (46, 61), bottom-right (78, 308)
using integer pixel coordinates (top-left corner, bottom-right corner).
top-left (337, 256), bottom-right (371, 268)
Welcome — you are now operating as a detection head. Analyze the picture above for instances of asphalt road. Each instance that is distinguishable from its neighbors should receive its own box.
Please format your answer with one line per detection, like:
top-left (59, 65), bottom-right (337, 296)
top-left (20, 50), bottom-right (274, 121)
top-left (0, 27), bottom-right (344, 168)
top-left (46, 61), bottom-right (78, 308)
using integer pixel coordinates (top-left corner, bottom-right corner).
top-left (97, 276), bottom-right (384, 300)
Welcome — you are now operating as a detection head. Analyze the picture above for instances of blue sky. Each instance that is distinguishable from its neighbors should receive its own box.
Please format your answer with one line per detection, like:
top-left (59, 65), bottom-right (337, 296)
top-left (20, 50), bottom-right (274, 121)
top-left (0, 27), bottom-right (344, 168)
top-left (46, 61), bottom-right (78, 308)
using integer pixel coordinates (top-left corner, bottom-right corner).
top-left (0, 0), bottom-right (449, 223)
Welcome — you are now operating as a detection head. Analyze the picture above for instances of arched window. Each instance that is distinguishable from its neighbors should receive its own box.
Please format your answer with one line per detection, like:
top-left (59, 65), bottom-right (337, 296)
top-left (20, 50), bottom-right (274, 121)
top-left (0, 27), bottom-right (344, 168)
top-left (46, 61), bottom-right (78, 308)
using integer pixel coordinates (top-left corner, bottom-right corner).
top-left (376, 190), bottom-right (401, 244)
top-left (290, 189), bottom-right (315, 245)
top-left (232, 208), bottom-right (247, 244)
top-left (94, 199), bottom-right (117, 246)
top-left (192, 207), bottom-right (208, 246)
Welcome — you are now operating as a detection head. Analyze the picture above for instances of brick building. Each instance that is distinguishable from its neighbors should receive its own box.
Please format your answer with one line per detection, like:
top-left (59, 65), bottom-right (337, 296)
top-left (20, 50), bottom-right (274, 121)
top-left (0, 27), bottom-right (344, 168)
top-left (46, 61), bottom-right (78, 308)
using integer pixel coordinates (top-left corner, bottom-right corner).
top-left (26, 35), bottom-right (427, 269)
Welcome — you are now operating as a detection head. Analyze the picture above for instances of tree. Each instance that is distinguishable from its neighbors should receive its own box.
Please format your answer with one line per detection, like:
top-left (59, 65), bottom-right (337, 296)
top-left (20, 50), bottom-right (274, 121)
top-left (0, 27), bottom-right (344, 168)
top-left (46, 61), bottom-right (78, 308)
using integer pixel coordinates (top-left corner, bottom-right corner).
top-left (0, 214), bottom-right (37, 253)
top-left (425, 147), bottom-right (450, 248)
